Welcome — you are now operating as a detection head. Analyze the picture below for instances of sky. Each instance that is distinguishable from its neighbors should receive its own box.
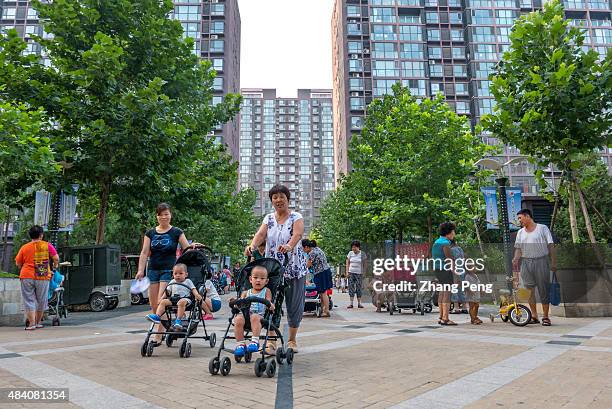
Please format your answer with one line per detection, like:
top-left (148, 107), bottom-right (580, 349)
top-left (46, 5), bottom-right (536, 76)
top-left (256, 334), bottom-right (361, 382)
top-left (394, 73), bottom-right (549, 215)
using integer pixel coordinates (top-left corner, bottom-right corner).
top-left (237, 0), bottom-right (334, 98)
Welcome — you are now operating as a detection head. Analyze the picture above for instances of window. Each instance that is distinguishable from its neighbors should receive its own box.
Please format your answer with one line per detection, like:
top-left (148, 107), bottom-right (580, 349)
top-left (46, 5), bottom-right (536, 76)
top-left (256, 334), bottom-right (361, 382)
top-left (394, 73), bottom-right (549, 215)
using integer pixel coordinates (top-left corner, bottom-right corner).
top-left (348, 23), bottom-right (362, 35)
top-left (472, 26), bottom-right (495, 43)
top-left (474, 62), bottom-right (495, 78)
top-left (402, 79), bottom-right (427, 96)
top-left (399, 25), bottom-right (422, 41)
top-left (455, 83), bottom-right (469, 96)
top-left (431, 82), bottom-right (444, 95)
top-left (429, 64), bottom-right (443, 76)
top-left (212, 58), bottom-right (224, 71)
top-left (372, 42), bottom-right (398, 59)
top-left (348, 41), bottom-right (362, 53)
top-left (26, 8), bottom-right (38, 19)
top-left (426, 12), bottom-right (439, 24)
top-left (588, 0), bottom-right (608, 9)
top-left (478, 98), bottom-right (495, 115)
top-left (349, 59), bottom-right (363, 72)
top-left (456, 101), bottom-right (470, 114)
top-left (592, 29), bottom-right (611, 45)
top-left (496, 10), bottom-right (516, 25)
top-left (563, 1), bottom-right (585, 8)
top-left (453, 64), bottom-right (467, 77)
top-left (174, 5), bottom-right (200, 20)
top-left (452, 47), bottom-right (465, 59)
top-left (349, 78), bottom-right (364, 91)
top-left (399, 15), bottom-right (421, 24)
top-left (373, 60), bottom-right (399, 77)
top-left (449, 12), bottom-right (462, 24)
top-left (472, 9), bottom-right (493, 25)
top-left (346, 5), bottom-right (361, 17)
top-left (402, 61), bottom-right (425, 77)
top-left (210, 4), bottom-right (225, 15)
top-left (427, 29), bottom-right (441, 41)
top-left (350, 97), bottom-right (365, 110)
top-left (374, 79), bottom-right (398, 96)
top-left (473, 44), bottom-right (497, 60)
top-left (371, 8), bottom-right (396, 23)
top-left (210, 21), bottom-right (224, 35)
top-left (428, 46), bottom-right (442, 59)
top-left (372, 25), bottom-right (397, 40)
top-left (451, 29), bottom-right (463, 42)
top-left (204, 39), bottom-right (224, 53)
top-left (401, 43), bottom-right (424, 59)
top-left (351, 116), bottom-right (364, 130)
top-left (213, 77), bottom-right (223, 91)
top-left (2, 8), bottom-right (16, 19)
top-left (182, 22), bottom-right (199, 38)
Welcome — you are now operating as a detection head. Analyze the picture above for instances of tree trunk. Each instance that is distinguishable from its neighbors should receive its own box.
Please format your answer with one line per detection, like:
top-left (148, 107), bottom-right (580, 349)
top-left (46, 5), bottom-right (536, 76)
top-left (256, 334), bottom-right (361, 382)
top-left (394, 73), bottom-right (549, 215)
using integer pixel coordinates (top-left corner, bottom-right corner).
top-left (575, 181), bottom-right (597, 244)
top-left (95, 180), bottom-right (111, 245)
top-left (581, 187), bottom-right (612, 235)
top-left (398, 226), bottom-right (403, 244)
top-left (1, 208), bottom-right (11, 270)
top-left (567, 180), bottom-right (579, 243)
top-left (549, 194), bottom-right (559, 232)
top-left (468, 197), bottom-right (496, 304)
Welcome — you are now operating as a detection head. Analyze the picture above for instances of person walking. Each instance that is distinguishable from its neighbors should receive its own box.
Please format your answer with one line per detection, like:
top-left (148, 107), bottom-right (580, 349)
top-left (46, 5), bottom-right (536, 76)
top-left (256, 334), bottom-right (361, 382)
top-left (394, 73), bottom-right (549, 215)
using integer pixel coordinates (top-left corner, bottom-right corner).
top-left (346, 240), bottom-right (367, 309)
top-left (245, 184), bottom-right (308, 353)
top-left (302, 239), bottom-right (333, 317)
top-left (15, 225), bottom-right (59, 330)
top-left (512, 208), bottom-right (557, 326)
top-left (135, 203), bottom-right (197, 314)
top-left (432, 222), bottom-right (457, 326)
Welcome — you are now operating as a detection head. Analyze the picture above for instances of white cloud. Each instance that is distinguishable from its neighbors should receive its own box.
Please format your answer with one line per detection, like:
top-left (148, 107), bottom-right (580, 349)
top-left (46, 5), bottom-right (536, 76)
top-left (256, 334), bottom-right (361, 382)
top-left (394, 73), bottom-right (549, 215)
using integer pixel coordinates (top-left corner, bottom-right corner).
top-left (237, 0), bottom-right (334, 97)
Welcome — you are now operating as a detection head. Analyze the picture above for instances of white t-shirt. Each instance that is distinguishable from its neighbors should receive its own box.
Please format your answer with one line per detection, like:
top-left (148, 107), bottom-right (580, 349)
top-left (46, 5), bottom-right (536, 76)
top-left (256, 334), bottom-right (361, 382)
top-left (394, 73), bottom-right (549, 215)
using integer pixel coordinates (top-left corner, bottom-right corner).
top-left (167, 278), bottom-right (195, 297)
top-left (346, 251), bottom-right (366, 274)
top-left (204, 280), bottom-right (221, 301)
top-left (514, 224), bottom-right (554, 259)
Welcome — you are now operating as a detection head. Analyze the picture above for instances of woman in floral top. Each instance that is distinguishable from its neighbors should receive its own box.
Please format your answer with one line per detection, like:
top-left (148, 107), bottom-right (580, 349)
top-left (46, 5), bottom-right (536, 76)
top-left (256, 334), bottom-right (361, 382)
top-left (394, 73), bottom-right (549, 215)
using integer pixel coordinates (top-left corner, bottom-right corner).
top-left (302, 239), bottom-right (333, 317)
top-left (245, 185), bottom-right (307, 354)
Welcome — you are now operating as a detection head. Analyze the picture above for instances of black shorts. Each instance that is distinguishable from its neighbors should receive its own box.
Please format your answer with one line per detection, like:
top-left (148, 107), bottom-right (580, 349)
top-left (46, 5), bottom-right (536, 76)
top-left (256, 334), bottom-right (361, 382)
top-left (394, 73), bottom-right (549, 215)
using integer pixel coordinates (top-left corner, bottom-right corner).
top-left (435, 269), bottom-right (454, 285)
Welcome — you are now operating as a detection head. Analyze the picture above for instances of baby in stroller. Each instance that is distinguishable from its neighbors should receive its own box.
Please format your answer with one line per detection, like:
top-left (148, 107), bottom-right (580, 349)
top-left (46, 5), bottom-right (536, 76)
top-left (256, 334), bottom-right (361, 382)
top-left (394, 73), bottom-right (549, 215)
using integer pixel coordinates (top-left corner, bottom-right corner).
top-left (47, 269), bottom-right (67, 326)
top-left (232, 265), bottom-right (274, 356)
top-left (146, 263), bottom-right (202, 333)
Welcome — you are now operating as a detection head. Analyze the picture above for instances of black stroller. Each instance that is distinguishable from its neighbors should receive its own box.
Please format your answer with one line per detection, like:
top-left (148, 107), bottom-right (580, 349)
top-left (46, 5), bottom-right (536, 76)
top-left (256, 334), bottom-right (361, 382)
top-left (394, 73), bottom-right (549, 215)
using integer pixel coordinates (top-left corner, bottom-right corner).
top-left (208, 256), bottom-right (294, 378)
top-left (141, 246), bottom-right (217, 358)
top-left (48, 285), bottom-right (68, 326)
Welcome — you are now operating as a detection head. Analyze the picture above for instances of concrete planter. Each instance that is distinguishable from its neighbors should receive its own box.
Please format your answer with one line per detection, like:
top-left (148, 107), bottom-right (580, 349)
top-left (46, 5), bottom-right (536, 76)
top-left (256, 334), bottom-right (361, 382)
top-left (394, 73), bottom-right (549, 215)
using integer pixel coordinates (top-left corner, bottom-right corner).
top-left (551, 265), bottom-right (612, 318)
top-left (0, 278), bottom-right (24, 326)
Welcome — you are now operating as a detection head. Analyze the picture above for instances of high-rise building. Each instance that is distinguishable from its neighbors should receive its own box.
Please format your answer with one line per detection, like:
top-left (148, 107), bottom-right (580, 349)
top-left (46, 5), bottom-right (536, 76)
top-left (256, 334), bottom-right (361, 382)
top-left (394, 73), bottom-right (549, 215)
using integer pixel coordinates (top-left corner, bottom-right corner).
top-left (239, 89), bottom-right (336, 234)
top-left (0, 0), bottom-right (241, 158)
top-left (332, 0), bottom-right (612, 195)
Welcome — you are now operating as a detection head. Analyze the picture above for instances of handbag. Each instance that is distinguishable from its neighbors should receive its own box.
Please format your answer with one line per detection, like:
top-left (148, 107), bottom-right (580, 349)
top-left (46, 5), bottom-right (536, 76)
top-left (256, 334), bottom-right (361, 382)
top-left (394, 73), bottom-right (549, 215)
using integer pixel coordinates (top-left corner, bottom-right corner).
top-left (549, 271), bottom-right (561, 306)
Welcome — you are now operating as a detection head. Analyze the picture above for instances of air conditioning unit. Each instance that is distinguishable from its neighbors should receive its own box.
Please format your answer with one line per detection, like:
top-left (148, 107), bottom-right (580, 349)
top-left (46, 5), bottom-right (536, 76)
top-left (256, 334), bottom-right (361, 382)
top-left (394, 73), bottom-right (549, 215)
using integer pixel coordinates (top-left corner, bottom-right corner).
top-left (350, 54), bottom-right (359, 59)
top-left (351, 92), bottom-right (360, 96)
top-left (211, 35), bottom-right (218, 39)
top-left (363, 48), bottom-right (370, 54)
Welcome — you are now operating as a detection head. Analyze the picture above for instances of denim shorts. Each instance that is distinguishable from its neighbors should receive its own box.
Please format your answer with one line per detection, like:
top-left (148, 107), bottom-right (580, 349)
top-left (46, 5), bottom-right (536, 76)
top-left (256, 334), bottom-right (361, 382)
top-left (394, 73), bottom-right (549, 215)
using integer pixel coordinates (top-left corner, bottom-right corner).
top-left (147, 269), bottom-right (173, 284)
top-left (211, 299), bottom-right (222, 312)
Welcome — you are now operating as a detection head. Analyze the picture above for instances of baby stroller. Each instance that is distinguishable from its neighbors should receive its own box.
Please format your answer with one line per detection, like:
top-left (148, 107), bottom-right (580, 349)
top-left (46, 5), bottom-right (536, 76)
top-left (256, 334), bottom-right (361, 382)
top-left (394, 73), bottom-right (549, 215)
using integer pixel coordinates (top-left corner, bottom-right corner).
top-left (211, 273), bottom-right (226, 295)
top-left (141, 246), bottom-right (217, 358)
top-left (48, 269), bottom-right (68, 326)
top-left (209, 256), bottom-right (293, 378)
top-left (304, 272), bottom-right (334, 317)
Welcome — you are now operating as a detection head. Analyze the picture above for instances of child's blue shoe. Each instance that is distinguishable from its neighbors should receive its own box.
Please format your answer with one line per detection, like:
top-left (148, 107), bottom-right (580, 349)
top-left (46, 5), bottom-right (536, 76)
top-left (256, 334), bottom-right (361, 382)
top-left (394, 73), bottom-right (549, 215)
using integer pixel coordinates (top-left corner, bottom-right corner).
top-left (172, 319), bottom-right (182, 331)
top-left (146, 314), bottom-right (161, 324)
top-left (234, 344), bottom-right (246, 357)
top-left (247, 341), bottom-right (259, 353)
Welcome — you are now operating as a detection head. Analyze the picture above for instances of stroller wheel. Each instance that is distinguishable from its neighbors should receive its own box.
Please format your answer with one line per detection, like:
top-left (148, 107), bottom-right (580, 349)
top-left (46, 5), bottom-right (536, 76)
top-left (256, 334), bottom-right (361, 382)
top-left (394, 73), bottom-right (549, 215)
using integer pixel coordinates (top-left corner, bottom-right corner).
top-left (489, 313), bottom-right (495, 322)
top-left (220, 357), bottom-right (231, 376)
top-left (266, 360), bottom-right (277, 378)
top-left (166, 335), bottom-right (174, 348)
top-left (179, 341), bottom-right (187, 358)
top-left (209, 357), bottom-right (220, 375)
top-left (424, 304), bottom-right (433, 313)
top-left (52, 317), bottom-right (60, 326)
top-left (140, 340), bottom-right (148, 357)
top-left (209, 332), bottom-right (216, 348)
top-left (276, 346), bottom-right (285, 365)
top-left (254, 358), bottom-right (265, 377)
top-left (184, 343), bottom-right (192, 358)
top-left (285, 348), bottom-right (294, 365)
top-left (146, 342), bottom-right (154, 357)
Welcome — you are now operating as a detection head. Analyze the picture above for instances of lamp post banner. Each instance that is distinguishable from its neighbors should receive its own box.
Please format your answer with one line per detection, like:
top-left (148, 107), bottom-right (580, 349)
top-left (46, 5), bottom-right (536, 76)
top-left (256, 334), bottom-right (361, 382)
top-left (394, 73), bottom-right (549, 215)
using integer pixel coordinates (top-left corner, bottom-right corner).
top-left (481, 187), bottom-right (499, 229)
top-left (506, 187), bottom-right (522, 231)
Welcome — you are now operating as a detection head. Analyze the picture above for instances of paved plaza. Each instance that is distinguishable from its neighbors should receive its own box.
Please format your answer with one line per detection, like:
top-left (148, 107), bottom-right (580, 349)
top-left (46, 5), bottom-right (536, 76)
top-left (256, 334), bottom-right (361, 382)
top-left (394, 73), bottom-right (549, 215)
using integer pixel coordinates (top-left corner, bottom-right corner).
top-left (0, 291), bottom-right (611, 409)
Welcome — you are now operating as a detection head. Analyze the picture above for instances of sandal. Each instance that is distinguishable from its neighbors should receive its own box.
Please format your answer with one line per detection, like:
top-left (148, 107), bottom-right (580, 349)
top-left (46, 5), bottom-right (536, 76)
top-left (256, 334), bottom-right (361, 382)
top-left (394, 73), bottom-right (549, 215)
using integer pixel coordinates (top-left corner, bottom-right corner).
top-left (357, 304), bottom-right (364, 308)
top-left (347, 305), bottom-right (354, 309)
top-left (528, 318), bottom-right (540, 324)
top-left (439, 319), bottom-right (458, 326)
top-left (542, 317), bottom-right (551, 326)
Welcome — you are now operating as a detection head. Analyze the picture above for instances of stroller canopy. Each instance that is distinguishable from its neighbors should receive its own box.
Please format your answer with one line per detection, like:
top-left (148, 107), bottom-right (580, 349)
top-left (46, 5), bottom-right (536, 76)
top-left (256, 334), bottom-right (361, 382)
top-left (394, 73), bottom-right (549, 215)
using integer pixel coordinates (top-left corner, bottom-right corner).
top-left (235, 257), bottom-right (285, 296)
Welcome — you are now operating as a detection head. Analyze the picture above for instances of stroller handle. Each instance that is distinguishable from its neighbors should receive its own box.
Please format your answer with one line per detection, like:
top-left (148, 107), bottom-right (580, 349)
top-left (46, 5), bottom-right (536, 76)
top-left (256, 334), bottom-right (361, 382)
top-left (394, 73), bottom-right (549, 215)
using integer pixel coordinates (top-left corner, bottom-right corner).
top-left (165, 282), bottom-right (196, 298)
top-left (229, 296), bottom-right (271, 310)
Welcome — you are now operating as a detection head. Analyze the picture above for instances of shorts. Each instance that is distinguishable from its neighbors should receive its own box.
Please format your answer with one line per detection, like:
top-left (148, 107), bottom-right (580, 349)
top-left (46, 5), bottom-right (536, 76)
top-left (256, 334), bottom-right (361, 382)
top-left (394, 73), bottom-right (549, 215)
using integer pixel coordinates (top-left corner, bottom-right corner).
top-left (147, 269), bottom-right (172, 284)
top-left (520, 256), bottom-right (551, 304)
top-left (435, 269), bottom-right (454, 285)
top-left (21, 279), bottom-right (50, 312)
top-left (211, 298), bottom-right (222, 312)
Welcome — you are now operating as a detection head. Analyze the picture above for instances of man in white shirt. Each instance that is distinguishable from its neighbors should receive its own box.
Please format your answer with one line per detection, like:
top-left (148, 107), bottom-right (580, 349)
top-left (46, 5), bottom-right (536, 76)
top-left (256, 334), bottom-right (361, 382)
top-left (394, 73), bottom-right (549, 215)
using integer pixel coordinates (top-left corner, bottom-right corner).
top-left (512, 209), bottom-right (557, 326)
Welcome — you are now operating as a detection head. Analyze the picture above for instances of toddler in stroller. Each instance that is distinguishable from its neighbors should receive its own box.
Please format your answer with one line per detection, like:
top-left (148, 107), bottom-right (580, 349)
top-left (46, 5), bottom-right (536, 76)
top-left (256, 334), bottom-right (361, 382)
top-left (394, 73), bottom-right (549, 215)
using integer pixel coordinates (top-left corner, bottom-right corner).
top-left (47, 269), bottom-right (67, 326)
top-left (141, 246), bottom-right (217, 358)
top-left (209, 257), bottom-right (294, 378)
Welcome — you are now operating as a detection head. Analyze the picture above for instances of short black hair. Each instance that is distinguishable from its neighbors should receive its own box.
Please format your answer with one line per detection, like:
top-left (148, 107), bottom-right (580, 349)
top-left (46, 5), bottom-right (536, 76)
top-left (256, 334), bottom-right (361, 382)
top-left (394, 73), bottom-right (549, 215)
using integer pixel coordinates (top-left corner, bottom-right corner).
top-left (351, 240), bottom-right (361, 248)
top-left (309, 239), bottom-right (317, 247)
top-left (301, 239), bottom-right (312, 248)
top-left (517, 208), bottom-right (533, 218)
top-left (268, 184), bottom-right (291, 201)
top-left (439, 222), bottom-right (456, 237)
top-left (156, 202), bottom-right (171, 215)
top-left (28, 225), bottom-right (44, 239)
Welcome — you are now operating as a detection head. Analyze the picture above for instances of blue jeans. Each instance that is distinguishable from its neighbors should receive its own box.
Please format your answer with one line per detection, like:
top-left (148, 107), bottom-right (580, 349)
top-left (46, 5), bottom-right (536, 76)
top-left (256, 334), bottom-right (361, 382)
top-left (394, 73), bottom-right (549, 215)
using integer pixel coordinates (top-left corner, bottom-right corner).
top-left (147, 269), bottom-right (172, 284)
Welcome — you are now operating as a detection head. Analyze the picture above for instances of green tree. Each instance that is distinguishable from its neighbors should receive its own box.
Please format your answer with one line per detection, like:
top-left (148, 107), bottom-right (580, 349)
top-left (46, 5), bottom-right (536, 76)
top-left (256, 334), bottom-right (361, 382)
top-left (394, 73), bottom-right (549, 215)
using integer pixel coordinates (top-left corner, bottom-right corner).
top-left (483, 0), bottom-right (611, 243)
top-left (1, 0), bottom-right (241, 243)
top-left (317, 84), bottom-right (491, 261)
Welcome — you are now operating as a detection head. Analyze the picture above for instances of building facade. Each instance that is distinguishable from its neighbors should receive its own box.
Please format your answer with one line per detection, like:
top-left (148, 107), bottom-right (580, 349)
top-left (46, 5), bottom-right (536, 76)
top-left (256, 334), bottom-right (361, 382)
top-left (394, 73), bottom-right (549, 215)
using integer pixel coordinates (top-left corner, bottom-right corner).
top-left (0, 0), bottom-right (241, 158)
top-left (239, 89), bottom-right (336, 233)
top-left (332, 0), bottom-right (612, 195)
